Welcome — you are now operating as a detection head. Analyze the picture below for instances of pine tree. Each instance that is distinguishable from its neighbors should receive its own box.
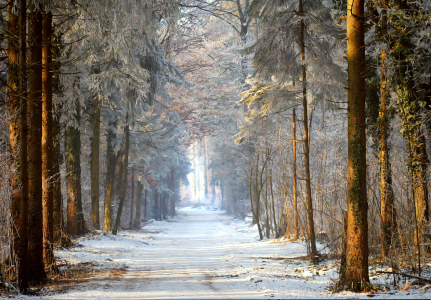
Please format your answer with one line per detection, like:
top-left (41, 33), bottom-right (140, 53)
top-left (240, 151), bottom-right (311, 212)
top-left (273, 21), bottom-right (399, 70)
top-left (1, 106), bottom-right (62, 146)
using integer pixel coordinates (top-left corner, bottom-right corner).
top-left (112, 113), bottom-right (130, 235)
top-left (341, 0), bottom-right (369, 291)
top-left (17, 0), bottom-right (29, 292)
top-left (7, 0), bottom-right (20, 263)
top-left (292, 108), bottom-right (299, 239)
top-left (377, 0), bottom-right (397, 258)
top-left (28, 3), bottom-right (47, 282)
top-left (42, 8), bottom-right (54, 269)
top-left (104, 120), bottom-right (117, 231)
top-left (91, 97), bottom-right (101, 229)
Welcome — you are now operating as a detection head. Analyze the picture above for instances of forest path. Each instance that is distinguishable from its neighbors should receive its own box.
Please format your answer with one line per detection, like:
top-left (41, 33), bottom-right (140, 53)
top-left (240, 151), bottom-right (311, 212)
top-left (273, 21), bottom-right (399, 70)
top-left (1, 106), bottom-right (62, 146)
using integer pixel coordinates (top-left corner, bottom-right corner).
top-left (48, 207), bottom-right (267, 299)
top-left (31, 207), bottom-right (422, 299)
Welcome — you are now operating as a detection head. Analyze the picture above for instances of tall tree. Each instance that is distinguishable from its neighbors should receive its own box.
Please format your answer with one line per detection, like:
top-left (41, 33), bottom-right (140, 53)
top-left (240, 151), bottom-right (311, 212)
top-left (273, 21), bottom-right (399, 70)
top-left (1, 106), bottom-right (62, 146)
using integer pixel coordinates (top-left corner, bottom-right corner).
top-left (112, 114), bottom-right (130, 235)
top-left (391, 0), bottom-right (429, 259)
top-left (51, 31), bottom-right (63, 243)
top-left (28, 3), bottom-right (47, 282)
top-left (204, 138), bottom-right (208, 199)
top-left (17, 0), bottom-right (29, 292)
top-left (7, 0), bottom-right (20, 261)
top-left (91, 97), bottom-right (101, 229)
top-left (52, 113), bottom-right (63, 241)
top-left (378, 0), bottom-right (396, 259)
top-left (292, 108), bottom-right (299, 239)
top-left (299, 0), bottom-right (317, 262)
top-left (42, 8), bottom-right (54, 268)
top-left (130, 166), bottom-right (135, 228)
top-left (104, 120), bottom-right (117, 231)
top-left (342, 0), bottom-right (369, 290)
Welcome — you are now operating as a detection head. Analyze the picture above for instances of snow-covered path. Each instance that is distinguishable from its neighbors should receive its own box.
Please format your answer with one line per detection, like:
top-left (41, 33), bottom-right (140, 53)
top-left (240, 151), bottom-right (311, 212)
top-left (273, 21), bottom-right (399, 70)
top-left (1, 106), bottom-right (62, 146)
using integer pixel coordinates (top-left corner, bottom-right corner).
top-left (27, 207), bottom-right (428, 299)
top-left (53, 207), bottom-right (271, 299)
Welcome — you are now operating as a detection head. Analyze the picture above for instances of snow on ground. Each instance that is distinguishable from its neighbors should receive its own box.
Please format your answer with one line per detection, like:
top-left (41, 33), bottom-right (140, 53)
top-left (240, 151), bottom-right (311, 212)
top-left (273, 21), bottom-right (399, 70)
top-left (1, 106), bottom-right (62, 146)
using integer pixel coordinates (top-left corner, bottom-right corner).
top-left (11, 206), bottom-right (431, 299)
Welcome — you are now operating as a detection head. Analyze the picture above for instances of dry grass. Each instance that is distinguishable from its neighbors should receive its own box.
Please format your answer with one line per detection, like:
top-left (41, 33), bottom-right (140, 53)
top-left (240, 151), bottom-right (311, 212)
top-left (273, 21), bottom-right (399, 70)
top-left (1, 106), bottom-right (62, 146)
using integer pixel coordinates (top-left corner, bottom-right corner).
top-left (39, 262), bottom-right (128, 296)
top-left (0, 261), bottom-right (127, 297)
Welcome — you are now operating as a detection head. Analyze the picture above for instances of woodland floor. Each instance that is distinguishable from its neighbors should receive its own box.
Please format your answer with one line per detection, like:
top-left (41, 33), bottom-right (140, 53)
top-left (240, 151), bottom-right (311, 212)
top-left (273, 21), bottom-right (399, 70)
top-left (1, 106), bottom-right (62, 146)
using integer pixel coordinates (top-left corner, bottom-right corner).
top-left (7, 207), bottom-right (431, 299)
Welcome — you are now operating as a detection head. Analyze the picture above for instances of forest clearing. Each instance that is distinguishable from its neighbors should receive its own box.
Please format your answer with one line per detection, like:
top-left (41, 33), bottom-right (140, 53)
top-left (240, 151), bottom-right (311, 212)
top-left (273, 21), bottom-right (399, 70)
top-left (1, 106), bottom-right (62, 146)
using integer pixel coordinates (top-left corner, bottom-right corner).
top-left (2, 0), bottom-right (431, 298)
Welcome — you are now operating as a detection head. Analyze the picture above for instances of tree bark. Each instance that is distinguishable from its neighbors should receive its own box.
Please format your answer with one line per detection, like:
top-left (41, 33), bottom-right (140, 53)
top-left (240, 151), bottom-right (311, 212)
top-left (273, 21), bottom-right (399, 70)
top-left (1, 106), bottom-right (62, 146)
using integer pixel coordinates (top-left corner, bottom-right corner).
top-left (52, 32), bottom-right (63, 243)
top-left (220, 179), bottom-right (224, 209)
top-left (17, 0), bottom-right (29, 292)
top-left (42, 9), bottom-right (54, 269)
top-left (154, 189), bottom-right (160, 221)
top-left (379, 1), bottom-right (397, 259)
top-left (112, 114), bottom-right (130, 235)
top-left (28, 4), bottom-right (47, 282)
top-left (168, 169), bottom-right (175, 217)
top-left (299, 0), bottom-right (317, 262)
top-left (104, 121), bottom-right (117, 232)
top-left (278, 125), bottom-right (288, 237)
top-left (113, 149), bottom-right (124, 201)
top-left (130, 167), bottom-right (135, 228)
top-left (52, 107), bottom-right (63, 242)
top-left (343, 0), bottom-right (369, 290)
top-left (91, 99), bottom-right (101, 229)
top-left (204, 137), bottom-right (208, 199)
top-left (143, 188), bottom-right (147, 220)
top-left (134, 181), bottom-right (144, 228)
top-left (8, 0), bottom-right (20, 264)
top-left (66, 104), bottom-right (86, 236)
top-left (292, 108), bottom-right (299, 239)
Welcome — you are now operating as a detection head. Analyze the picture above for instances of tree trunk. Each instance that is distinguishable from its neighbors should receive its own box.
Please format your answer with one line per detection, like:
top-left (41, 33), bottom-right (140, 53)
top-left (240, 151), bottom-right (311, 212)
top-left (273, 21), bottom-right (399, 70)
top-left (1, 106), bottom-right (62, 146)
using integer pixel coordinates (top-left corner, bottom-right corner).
top-left (299, 0), bottom-right (317, 262)
top-left (154, 189), bottom-right (160, 220)
top-left (28, 4), bottom-right (46, 282)
top-left (17, 0), bottom-right (29, 292)
top-left (278, 125), bottom-right (288, 237)
top-left (112, 115), bottom-right (130, 235)
top-left (339, 211), bottom-right (348, 279)
top-left (66, 104), bottom-right (86, 236)
top-left (52, 32), bottom-right (63, 244)
top-left (390, 0), bottom-right (428, 274)
top-left (292, 108), bottom-right (299, 239)
top-left (130, 167), bottom-right (135, 228)
top-left (264, 166), bottom-right (270, 239)
top-left (42, 9), bottom-right (54, 269)
top-left (220, 179), bottom-right (224, 209)
top-left (162, 194), bottom-right (167, 220)
top-left (379, 1), bottom-right (397, 259)
top-left (8, 1), bottom-right (20, 264)
top-left (91, 100), bottom-right (101, 229)
top-left (114, 149), bottom-right (124, 200)
top-left (399, 97), bottom-right (430, 252)
top-left (204, 137), bottom-right (208, 199)
top-left (104, 122), bottom-right (117, 231)
top-left (211, 168), bottom-right (216, 205)
top-left (343, 0), bottom-right (369, 290)
top-left (254, 149), bottom-right (264, 240)
top-left (143, 189), bottom-right (147, 220)
top-left (168, 169), bottom-right (175, 216)
top-left (192, 142), bottom-right (197, 200)
top-left (52, 109), bottom-right (63, 242)
top-left (134, 181), bottom-right (144, 229)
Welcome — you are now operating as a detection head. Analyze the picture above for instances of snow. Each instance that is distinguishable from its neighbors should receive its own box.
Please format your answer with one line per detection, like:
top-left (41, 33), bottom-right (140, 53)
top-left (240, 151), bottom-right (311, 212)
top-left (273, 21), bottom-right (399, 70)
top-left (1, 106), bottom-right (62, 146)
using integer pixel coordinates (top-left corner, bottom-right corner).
top-left (11, 207), bottom-right (431, 299)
